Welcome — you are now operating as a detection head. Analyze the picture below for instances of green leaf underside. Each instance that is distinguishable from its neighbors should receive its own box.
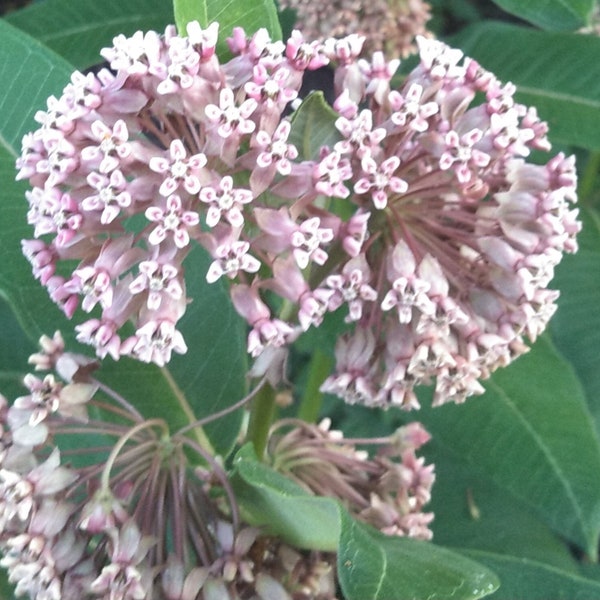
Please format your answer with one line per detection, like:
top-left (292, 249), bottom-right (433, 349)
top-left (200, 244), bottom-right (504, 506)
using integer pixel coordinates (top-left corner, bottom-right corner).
top-left (461, 550), bottom-right (600, 599)
top-left (0, 21), bottom-right (247, 455)
top-left (289, 91), bottom-right (342, 161)
top-left (551, 208), bottom-right (600, 436)
top-left (454, 22), bottom-right (600, 150)
top-left (489, 0), bottom-right (593, 31)
top-left (338, 511), bottom-right (500, 600)
top-left (419, 336), bottom-right (600, 558)
top-left (232, 444), bottom-right (341, 551)
top-left (5, 0), bottom-right (174, 70)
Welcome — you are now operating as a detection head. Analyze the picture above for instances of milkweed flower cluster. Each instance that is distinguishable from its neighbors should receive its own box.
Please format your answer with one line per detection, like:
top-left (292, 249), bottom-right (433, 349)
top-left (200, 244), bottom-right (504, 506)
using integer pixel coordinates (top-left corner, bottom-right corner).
top-left (267, 419), bottom-right (435, 540)
top-left (0, 333), bottom-right (339, 600)
top-left (17, 22), bottom-right (579, 409)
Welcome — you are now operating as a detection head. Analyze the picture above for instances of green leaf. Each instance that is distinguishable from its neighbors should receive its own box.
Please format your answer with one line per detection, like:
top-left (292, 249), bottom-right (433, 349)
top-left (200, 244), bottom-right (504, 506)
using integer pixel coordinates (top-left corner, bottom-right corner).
top-left (173, 0), bottom-right (282, 56)
top-left (453, 22), bottom-right (600, 150)
top-left (0, 21), bottom-right (247, 455)
top-left (207, 0), bottom-right (281, 45)
top-left (426, 439), bottom-right (581, 572)
top-left (461, 550), bottom-right (600, 600)
top-left (5, 0), bottom-right (174, 70)
top-left (419, 336), bottom-right (600, 559)
top-left (232, 444), bottom-right (341, 550)
top-left (0, 20), bottom-right (74, 344)
top-left (0, 568), bottom-right (15, 600)
top-left (174, 0), bottom-right (208, 34)
top-left (233, 445), bottom-right (499, 598)
top-left (489, 0), bottom-right (594, 31)
top-left (289, 91), bottom-right (341, 160)
top-left (0, 297), bottom-right (36, 398)
top-left (338, 511), bottom-right (500, 600)
top-left (551, 208), bottom-right (600, 435)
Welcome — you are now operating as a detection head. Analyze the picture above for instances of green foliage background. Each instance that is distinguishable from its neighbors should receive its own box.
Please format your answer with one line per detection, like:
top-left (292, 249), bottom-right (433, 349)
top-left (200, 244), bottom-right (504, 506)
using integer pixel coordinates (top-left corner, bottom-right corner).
top-left (2, 0), bottom-right (600, 597)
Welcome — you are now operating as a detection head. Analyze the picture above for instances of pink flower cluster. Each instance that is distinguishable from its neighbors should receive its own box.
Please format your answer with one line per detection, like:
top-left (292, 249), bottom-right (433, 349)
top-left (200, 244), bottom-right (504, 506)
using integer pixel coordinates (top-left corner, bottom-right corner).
top-left (17, 23), bottom-right (579, 407)
top-left (0, 333), bottom-right (338, 599)
top-left (268, 419), bottom-right (436, 540)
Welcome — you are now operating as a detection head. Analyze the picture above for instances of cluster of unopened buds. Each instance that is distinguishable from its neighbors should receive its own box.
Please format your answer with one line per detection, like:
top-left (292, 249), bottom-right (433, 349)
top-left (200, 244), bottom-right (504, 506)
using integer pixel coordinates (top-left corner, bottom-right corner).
top-left (17, 21), bottom-right (580, 410)
top-left (266, 418), bottom-right (435, 540)
top-left (0, 332), bottom-right (434, 599)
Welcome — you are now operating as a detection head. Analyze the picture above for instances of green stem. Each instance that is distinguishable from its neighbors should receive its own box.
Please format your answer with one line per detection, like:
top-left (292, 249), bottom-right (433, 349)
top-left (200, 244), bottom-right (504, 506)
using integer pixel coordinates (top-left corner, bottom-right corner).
top-left (247, 382), bottom-right (277, 459)
top-left (160, 366), bottom-right (215, 455)
top-left (297, 349), bottom-right (333, 423)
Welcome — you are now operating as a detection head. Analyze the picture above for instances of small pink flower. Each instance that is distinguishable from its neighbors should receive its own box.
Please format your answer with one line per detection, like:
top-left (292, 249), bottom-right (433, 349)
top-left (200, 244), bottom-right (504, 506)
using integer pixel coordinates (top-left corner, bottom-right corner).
top-left (129, 260), bottom-right (183, 310)
top-left (149, 139), bottom-right (207, 196)
top-left (254, 120), bottom-right (298, 175)
top-left (313, 151), bottom-right (353, 198)
top-left (354, 155), bottom-right (408, 210)
top-left (145, 194), bottom-right (200, 248)
top-left (199, 176), bottom-right (253, 228)
top-left (81, 119), bottom-right (131, 173)
top-left (126, 319), bottom-right (187, 366)
top-left (205, 88), bottom-right (257, 138)
top-left (82, 170), bottom-right (132, 224)
top-left (206, 239), bottom-right (261, 283)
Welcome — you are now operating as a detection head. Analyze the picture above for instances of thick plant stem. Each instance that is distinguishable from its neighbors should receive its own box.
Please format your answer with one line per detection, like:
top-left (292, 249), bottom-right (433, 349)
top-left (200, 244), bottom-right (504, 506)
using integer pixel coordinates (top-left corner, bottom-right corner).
top-left (247, 382), bottom-right (277, 459)
top-left (297, 349), bottom-right (333, 423)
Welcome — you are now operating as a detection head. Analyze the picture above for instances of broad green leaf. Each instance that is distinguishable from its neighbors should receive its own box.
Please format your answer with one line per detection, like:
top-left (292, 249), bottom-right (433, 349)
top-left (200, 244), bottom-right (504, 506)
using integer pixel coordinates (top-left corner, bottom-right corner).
top-left (453, 22), bottom-right (600, 150)
top-left (232, 444), bottom-right (341, 550)
top-left (489, 0), bottom-right (594, 31)
top-left (551, 208), bottom-right (600, 435)
top-left (174, 0), bottom-right (282, 57)
top-left (337, 511), bottom-right (499, 600)
top-left (0, 21), bottom-right (247, 456)
top-left (419, 336), bottom-right (600, 559)
top-left (0, 297), bottom-right (36, 399)
top-left (289, 91), bottom-right (341, 160)
top-left (461, 550), bottom-right (600, 599)
top-left (5, 0), bottom-right (174, 70)
top-left (206, 0), bottom-right (281, 47)
top-left (426, 439), bottom-right (581, 572)
top-left (0, 20), bottom-right (74, 345)
top-left (0, 569), bottom-right (14, 600)
top-left (174, 0), bottom-right (208, 34)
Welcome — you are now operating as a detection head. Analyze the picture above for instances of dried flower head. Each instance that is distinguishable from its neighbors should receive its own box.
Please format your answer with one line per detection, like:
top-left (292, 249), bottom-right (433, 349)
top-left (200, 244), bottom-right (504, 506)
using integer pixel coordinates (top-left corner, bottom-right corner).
top-left (278, 0), bottom-right (433, 57)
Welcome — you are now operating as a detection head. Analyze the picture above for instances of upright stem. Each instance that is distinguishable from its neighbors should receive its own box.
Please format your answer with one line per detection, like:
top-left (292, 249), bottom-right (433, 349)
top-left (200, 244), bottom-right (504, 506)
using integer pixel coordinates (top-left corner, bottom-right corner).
top-left (297, 349), bottom-right (333, 423)
top-left (160, 367), bottom-right (215, 455)
top-left (247, 382), bottom-right (277, 460)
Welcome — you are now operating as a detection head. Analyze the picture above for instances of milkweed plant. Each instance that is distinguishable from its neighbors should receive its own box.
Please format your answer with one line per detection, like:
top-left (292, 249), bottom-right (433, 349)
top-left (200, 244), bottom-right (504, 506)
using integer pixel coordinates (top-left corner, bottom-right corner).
top-left (1, 0), bottom-right (600, 598)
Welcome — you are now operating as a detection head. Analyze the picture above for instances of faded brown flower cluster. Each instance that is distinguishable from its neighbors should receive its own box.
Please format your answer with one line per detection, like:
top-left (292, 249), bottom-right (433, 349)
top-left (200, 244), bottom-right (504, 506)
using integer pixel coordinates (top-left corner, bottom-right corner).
top-left (278, 0), bottom-right (432, 57)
